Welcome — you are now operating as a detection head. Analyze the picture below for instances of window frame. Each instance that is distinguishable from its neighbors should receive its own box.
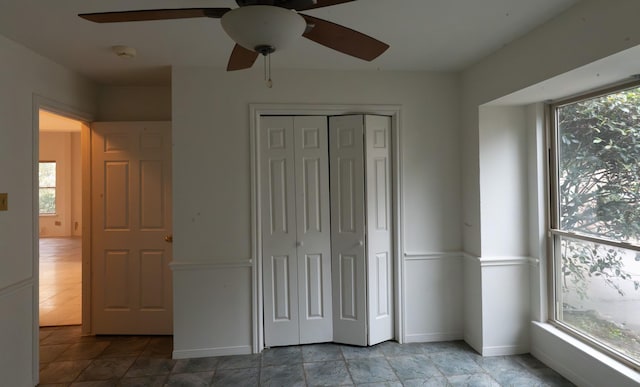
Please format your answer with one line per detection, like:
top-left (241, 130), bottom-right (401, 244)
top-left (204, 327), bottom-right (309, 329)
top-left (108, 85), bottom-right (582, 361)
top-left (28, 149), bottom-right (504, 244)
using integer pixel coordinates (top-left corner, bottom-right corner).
top-left (38, 160), bottom-right (57, 215)
top-left (547, 79), bottom-right (640, 371)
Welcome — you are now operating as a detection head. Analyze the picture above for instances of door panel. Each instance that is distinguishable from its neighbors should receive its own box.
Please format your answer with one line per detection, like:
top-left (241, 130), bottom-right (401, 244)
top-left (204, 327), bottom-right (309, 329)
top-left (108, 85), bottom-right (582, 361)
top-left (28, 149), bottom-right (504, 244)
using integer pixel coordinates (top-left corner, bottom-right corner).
top-left (329, 115), bottom-right (367, 346)
top-left (304, 254), bottom-right (323, 317)
top-left (262, 117), bottom-right (299, 347)
top-left (103, 250), bottom-right (130, 309)
top-left (139, 160), bottom-right (165, 229)
top-left (92, 122), bottom-right (172, 334)
top-left (139, 250), bottom-right (167, 309)
top-left (272, 255), bottom-right (294, 321)
top-left (262, 116), bottom-right (332, 346)
top-left (294, 116), bottom-right (332, 344)
top-left (365, 115), bottom-right (394, 345)
top-left (338, 254), bottom-right (358, 320)
top-left (104, 161), bottom-right (129, 229)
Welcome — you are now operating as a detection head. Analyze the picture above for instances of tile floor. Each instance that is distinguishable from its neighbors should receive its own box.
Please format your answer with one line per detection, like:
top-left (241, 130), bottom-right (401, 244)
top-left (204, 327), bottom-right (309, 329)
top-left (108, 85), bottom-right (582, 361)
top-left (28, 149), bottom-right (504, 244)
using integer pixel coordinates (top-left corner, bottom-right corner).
top-left (40, 237), bottom-right (82, 326)
top-left (39, 325), bottom-right (575, 386)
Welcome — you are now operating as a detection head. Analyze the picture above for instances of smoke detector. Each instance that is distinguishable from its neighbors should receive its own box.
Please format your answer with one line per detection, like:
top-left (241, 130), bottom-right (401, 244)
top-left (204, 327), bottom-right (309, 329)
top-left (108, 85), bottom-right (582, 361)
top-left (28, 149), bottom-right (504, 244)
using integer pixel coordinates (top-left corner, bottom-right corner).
top-left (112, 45), bottom-right (137, 58)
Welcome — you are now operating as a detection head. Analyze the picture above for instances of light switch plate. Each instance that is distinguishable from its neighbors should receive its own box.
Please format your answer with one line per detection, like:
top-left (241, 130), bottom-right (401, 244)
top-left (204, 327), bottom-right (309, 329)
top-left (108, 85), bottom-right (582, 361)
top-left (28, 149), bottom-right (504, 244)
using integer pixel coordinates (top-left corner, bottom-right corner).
top-left (0, 193), bottom-right (7, 211)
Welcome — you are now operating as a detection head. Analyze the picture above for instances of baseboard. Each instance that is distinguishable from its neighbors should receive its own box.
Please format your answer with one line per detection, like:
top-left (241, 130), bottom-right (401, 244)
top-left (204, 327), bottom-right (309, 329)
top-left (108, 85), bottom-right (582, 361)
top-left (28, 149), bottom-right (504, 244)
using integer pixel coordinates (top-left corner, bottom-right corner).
top-left (172, 345), bottom-right (253, 359)
top-left (481, 344), bottom-right (529, 356)
top-left (404, 332), bottom-right (463, 343)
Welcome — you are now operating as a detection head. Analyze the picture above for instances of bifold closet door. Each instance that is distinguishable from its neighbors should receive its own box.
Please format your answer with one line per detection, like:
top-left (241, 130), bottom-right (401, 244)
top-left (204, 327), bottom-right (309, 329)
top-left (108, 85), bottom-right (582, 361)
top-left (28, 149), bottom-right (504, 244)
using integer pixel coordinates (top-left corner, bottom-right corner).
top-left (261, 116), bottom-right (332, 347)
top-left (364, 115), bottom-right (394, 345)
top-left (329, 115), bottom-right (368, 346)
top-left (330, 115), bottom-right (393, 346)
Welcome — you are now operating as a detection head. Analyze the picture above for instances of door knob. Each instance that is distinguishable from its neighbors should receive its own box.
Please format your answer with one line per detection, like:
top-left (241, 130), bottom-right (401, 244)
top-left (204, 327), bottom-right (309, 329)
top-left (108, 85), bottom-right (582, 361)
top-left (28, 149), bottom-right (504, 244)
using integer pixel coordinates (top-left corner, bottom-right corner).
top-left (358, 240), bottom-right (364, 246)
top-left (296, 241), bottom-right (304, 247)
top-left (164, 235), bottom-right (173, 243)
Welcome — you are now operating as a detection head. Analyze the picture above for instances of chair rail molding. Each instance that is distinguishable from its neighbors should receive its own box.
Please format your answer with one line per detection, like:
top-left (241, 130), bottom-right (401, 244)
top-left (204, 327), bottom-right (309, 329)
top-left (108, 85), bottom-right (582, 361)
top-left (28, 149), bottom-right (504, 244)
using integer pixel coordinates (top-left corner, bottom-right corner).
top-left (169, 259), bottom-right (253, 271)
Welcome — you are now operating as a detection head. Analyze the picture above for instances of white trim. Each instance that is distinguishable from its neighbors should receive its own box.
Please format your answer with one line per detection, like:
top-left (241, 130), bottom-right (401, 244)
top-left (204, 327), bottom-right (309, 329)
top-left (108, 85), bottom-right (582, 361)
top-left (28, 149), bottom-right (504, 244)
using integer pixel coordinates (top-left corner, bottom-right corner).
top-left (0, 278), bottom-right (34, 298)
top-left (172, 345), bottom-right (252, 359)
top-left (392, 110), bottom-right (404, 344)
top-left (479, 256), bottom-right (531, 267)
top-left (169, 260), bottom-right (253, 270)
top-left (249, 104), bottom-right (402, 117)
top-left (250, 103), bottom-right (403, 351)
top-left (404, 332), bottom-right (463, 343)
top-left (482, 344), bottom-right (529, 356)
top-left (403, 251), bottom-right (463, 260)
top-left (32, 95), bottom-right (93, 386)
top-left (461, 253), bottom-right (532, 267)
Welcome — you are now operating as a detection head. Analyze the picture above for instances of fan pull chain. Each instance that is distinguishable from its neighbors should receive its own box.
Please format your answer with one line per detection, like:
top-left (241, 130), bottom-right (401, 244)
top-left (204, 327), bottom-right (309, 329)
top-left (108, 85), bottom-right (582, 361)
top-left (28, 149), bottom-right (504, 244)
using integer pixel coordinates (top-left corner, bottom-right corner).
top-left (264, 53), bottom-right (273, 88)
top-left (256, 45), bottom-right (275, 89)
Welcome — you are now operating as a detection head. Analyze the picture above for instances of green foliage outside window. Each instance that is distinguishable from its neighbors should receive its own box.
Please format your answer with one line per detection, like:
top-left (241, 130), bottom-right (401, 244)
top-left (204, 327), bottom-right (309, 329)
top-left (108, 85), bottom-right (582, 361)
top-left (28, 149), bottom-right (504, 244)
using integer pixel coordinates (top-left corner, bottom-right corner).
top-left (555, 85), bottom-right (640, 362)
top-left (557, 87), bottom-right (640, 297)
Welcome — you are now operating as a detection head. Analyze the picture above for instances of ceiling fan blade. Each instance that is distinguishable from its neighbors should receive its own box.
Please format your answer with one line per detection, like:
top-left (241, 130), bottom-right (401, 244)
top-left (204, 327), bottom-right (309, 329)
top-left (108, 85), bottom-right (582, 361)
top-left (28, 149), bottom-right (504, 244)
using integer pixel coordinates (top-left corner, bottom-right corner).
top-left (79, 8), bottom-right (231, 23)
top-left (235, 0), bottom-right (274, 6)
top-left (287, 0), bottom-right (356, 11)
top-left (301, 14), bottom-right (389, 61)
top-left (227, 44), bottom-right (260, 71)
top-left (235, 0), bottom-right (354, 10)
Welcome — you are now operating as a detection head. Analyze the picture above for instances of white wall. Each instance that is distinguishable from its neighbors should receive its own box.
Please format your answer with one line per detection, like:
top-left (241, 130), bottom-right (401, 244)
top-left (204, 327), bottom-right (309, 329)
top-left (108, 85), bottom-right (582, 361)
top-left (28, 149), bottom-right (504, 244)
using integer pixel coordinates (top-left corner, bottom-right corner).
top-left (461, 0), bottom-right (640, 256)
top-left (0, 34), bottom-right (96, 385)
top-left (478, 106), bottom-right (528, 257)
top-left (97, 86), bottom-right (171, 121)
top-left (172, 67), bottom-right (461, 356)
top-left (461, 0), bottom-right (640, 384)
top-left (404, 255), bottom-right (463, 343)
top-left (526, 103), bottom-right (547, 323)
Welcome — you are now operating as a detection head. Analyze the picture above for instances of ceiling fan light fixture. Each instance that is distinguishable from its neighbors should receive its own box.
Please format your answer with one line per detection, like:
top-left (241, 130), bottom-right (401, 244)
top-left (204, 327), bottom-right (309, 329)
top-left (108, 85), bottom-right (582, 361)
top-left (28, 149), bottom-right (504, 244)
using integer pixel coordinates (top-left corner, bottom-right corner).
top-left (221, 5), bottom-right (306, 53)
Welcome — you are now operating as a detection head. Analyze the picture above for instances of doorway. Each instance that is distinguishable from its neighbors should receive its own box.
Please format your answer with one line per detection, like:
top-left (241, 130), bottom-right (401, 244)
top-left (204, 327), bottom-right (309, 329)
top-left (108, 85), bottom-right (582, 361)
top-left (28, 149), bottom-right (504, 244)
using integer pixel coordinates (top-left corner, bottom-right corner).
top-left (38, 109), bottom-right (85, 327)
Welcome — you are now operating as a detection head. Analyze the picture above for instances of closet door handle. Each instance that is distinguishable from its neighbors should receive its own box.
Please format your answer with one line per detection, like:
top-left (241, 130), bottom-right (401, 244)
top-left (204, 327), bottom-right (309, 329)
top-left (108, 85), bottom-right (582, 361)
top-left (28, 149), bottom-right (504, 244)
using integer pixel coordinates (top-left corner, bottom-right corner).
top-left (358, 240), bottom-right (364, 247)
top-left (296, 241), bottom-right (304, 247)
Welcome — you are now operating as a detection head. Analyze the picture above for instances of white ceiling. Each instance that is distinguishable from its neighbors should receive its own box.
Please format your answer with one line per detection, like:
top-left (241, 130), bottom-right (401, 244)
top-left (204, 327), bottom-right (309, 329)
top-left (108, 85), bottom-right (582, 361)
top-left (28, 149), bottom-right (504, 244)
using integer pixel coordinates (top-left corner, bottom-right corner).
top-left (0, 0), bottom-right (579, 86)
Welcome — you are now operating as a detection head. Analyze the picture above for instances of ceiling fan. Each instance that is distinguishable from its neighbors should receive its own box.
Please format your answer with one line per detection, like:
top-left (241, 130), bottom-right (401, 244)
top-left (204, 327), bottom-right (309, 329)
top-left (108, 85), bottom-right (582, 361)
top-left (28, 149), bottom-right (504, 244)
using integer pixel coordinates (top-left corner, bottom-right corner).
top-left (78, 0), bottom-right (389, 72)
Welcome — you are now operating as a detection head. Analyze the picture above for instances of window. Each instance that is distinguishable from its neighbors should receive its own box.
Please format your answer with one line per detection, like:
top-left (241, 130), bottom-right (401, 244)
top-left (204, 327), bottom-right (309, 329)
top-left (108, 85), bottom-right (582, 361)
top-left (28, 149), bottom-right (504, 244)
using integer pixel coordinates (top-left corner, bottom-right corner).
top-left (550, 84), bottom-right (640, 367)
top-left (39, 161), bottom-right (56, 214)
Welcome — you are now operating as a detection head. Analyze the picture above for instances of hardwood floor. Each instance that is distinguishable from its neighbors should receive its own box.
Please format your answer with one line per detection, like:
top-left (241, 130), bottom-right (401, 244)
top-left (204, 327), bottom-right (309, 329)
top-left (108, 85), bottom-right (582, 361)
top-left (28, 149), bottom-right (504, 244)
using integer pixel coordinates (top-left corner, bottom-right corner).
top-left (40, 237), bottom-right (82, 326)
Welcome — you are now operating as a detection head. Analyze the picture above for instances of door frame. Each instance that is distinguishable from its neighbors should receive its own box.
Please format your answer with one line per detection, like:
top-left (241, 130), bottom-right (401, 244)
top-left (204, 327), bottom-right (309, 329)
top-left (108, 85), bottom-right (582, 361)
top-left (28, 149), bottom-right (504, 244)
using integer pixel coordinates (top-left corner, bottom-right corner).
top-left (250, 104), bottom-right (404, 353)
top-left (32, 95), bottom-right (93, 376)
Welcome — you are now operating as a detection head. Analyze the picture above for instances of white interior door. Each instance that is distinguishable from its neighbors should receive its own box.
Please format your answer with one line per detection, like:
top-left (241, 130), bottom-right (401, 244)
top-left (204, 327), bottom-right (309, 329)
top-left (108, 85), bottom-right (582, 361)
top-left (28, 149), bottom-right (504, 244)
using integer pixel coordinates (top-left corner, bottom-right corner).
top-left (329, 115), bottom-right (367, 346)
top-left (261, 116), bottom-right (332, 347)
top-left (91, 122), bottom-right (173, 335)
top-left (365, 115), bottom-right (394, 345)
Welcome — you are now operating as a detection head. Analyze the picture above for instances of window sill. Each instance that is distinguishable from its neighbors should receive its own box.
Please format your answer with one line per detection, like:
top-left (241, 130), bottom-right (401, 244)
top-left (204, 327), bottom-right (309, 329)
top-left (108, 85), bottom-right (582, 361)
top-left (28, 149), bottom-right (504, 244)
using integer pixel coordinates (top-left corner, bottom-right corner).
top-left (39, 213), bottom-right (58, 217)
top-left (531, 321), bottom-right (640, 386)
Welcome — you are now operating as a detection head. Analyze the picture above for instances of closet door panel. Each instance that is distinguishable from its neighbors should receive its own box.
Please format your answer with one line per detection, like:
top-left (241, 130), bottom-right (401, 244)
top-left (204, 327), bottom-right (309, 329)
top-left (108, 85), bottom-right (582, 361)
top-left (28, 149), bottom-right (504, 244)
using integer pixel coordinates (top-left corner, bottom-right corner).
top-left (294, 116), bottom-right (333, 344)
top-left (261, 117), bottom-right (299, 347)
top-left (329, 115), bottom-right (367, 346)
top-left (365, 115), bottom-right (394, 345)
